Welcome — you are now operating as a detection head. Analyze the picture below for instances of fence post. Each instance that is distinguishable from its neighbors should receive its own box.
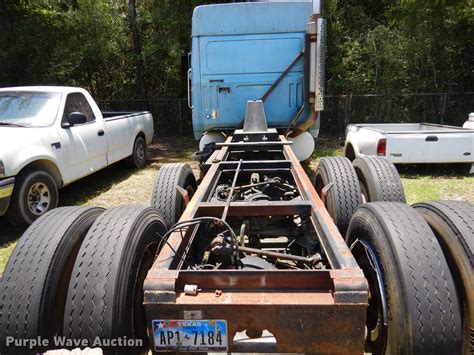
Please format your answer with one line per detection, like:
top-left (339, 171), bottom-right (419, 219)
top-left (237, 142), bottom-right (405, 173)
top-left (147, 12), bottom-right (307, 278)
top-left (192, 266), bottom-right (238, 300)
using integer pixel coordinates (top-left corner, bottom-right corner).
top-left (440, 93), bottom-right (447, 124)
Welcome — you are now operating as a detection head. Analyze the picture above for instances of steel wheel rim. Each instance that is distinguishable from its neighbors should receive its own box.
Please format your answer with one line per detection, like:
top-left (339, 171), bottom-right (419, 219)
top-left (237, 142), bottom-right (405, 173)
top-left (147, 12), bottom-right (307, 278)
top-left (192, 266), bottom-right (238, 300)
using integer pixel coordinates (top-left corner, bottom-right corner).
top-left (133, 240), bottom-right (159, 349)
top-left (136, 143), bottom-right (145, 163)
top-left (359, 180), bottom-right (369, 203)
top-left (350, 239), bottom-right (388, 354)
top-left (27, 182), bottom-right (51, 215)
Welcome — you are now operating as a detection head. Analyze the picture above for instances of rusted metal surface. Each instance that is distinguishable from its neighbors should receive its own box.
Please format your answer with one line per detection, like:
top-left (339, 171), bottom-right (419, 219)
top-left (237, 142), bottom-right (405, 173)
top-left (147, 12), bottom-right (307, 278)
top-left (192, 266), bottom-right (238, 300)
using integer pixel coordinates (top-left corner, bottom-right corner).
top-left (144, 271), bottom-right (367, 353)
top-left (196, 200), bottom-right (312, 217)
top-left (221, 159), bottom-right (242, 221)
top-left (282, 137), bottom-right (358, 269)
top-left (321, 181), bottom-right (333, 206)
top-left (144, 133), bottom-right (368, 353)
top-left (176, 186), bottom-right (190, 208)
top-left (238, 245), bottom-right (322, 265)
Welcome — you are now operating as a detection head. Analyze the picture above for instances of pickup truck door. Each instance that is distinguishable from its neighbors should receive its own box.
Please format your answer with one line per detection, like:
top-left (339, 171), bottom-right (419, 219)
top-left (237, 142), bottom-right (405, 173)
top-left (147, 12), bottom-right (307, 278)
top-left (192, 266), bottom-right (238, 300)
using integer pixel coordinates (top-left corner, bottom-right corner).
top-left (56, 92), bottom-right (108, 182)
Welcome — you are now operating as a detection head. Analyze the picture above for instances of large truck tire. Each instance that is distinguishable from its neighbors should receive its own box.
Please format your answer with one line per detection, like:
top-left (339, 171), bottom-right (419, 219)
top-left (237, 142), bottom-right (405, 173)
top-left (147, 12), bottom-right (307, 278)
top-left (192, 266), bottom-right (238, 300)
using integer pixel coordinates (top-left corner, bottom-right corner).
top-left (352, 156), bottom-right (405, 203)
top-left (151, 163), bottom-right (197, 228)
top-left (0, 206), bottom-right (104, 353)
top-left (413, 200), bottom-right (473, 354)
top-left (346, 202), bottom-right (463, 354)
top-left (7, 169), bottom-right (59, 225)
top-left (314, 157), bottom-right (361, 233)
top-left (63, 205), bottom-right (167, 354)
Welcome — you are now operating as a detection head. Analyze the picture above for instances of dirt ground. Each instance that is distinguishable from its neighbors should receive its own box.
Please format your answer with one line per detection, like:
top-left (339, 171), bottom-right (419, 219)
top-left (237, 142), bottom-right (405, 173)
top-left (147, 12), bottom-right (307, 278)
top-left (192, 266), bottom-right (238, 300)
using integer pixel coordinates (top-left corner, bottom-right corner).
top-left (1, 135), bottom-right (473, 273)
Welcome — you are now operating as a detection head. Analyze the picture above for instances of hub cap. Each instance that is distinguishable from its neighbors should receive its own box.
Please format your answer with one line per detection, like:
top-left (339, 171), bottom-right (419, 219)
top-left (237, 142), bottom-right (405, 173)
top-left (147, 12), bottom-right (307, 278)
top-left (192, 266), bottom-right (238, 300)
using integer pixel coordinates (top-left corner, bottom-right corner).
top-left (27, 182), bottom-right (51, 215)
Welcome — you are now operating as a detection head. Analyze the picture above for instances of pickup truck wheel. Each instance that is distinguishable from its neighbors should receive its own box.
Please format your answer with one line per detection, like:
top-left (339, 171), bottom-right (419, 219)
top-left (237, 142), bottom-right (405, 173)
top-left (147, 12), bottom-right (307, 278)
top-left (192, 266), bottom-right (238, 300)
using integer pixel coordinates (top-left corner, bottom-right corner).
top-left (353, 156), bottom-right (405, 203)
top-left (0, 206), bottom-right (104, 353)
top-left (7, 169), bottom-right (59, 225)
top-left (413, 200), bottom-right (473, 354)
top-left (346, 202), bottom-right (463, 354)
top-left (314, 157), bottom-right (361, 233)
top-left (151, 163), bottom-right (197, 228)
top-left (63, 205), bottom-right (167, 354)
top-left (129, 136), bottom-right (147, 169)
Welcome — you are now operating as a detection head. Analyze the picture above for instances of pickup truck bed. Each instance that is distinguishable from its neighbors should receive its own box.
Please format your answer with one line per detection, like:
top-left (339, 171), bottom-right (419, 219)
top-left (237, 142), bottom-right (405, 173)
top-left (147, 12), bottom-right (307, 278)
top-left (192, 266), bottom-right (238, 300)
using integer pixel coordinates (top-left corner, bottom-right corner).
top-left (345, 122), bottom-right (474, 167)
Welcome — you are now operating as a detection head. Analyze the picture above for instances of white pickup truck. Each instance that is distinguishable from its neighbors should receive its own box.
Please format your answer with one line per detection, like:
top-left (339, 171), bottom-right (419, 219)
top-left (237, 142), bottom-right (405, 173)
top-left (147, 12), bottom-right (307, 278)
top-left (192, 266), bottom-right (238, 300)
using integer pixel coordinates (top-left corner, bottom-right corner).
top-left (0, 86), bottom-right (154, 225)
top-left (344, 120), bottom-right (474, 173)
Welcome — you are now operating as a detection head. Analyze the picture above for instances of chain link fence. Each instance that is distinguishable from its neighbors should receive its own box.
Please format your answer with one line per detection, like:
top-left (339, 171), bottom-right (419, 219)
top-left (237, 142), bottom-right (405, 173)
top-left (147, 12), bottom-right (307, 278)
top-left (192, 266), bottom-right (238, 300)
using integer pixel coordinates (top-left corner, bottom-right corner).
top-left (97, 98), bottom-right (192, 136)
top-left (323, 92), bottom-right (474, 136)
top-left (98, 92), bottom-right (474, 137)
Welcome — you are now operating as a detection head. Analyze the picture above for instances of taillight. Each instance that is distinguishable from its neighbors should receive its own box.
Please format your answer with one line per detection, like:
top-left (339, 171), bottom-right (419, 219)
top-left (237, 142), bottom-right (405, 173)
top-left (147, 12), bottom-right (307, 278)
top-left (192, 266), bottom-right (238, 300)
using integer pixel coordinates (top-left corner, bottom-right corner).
top-left (377, 138), bottom-right (386, 156)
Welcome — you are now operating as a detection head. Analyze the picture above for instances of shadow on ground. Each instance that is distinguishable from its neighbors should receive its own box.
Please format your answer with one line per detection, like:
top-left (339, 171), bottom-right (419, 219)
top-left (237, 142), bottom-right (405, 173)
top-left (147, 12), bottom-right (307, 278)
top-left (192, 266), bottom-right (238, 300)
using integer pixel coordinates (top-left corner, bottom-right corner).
top-left (0, 219), bottom-right (24, 242)
top-left (397, 163), bottom-right (472, 178)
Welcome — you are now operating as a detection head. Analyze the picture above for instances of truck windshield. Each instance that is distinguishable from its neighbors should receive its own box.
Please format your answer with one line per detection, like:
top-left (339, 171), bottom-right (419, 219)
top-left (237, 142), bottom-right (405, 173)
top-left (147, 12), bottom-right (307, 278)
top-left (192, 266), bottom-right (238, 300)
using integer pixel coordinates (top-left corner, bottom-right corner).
top-left (0, 91), bottom-right (62, 127)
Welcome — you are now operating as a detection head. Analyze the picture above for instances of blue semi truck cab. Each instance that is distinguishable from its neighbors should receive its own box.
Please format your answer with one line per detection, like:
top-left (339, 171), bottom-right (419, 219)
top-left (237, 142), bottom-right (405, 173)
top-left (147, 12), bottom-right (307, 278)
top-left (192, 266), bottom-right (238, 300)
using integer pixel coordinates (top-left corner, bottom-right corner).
top-left (189, 1), bottom-right (325, 160)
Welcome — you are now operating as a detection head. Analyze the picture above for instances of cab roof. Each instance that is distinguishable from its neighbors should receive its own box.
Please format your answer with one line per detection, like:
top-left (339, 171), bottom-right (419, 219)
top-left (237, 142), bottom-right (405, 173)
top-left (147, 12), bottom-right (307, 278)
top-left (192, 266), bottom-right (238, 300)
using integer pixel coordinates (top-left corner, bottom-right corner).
top-left (192, 2), bottom-right (312, 37)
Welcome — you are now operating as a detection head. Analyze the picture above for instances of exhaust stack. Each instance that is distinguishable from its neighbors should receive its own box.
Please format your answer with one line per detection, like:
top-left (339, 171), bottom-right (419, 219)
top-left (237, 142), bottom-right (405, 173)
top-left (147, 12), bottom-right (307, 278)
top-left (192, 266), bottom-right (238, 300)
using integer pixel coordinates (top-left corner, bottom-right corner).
top-left (289, 0), bottom-right (325, 139)
top-left (309, 0), bottom-right (325, 112)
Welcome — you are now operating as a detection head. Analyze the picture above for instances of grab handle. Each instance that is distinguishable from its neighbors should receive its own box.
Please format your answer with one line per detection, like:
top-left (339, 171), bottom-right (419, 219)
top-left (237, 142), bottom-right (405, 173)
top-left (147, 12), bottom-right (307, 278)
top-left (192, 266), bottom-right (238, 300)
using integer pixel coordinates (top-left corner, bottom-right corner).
top-left (187, 68), bottom-right (193, 109)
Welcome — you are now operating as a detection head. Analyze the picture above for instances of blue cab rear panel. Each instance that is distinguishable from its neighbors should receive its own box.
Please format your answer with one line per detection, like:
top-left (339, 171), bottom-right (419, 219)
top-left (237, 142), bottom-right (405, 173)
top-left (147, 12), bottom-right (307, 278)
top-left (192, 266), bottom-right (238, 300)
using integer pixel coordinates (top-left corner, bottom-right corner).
top-left (191, 2), bottom-right (313, 139)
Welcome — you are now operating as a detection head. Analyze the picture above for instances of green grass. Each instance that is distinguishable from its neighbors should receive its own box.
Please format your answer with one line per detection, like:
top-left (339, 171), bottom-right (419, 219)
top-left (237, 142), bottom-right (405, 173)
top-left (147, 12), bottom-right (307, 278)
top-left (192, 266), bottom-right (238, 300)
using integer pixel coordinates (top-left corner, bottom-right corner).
top-left (0, 135), bottom-right (472, 274)
top-left (402, 174), bottom-right (474, 204)
top-left (0, 240), bottom-right (17, 272)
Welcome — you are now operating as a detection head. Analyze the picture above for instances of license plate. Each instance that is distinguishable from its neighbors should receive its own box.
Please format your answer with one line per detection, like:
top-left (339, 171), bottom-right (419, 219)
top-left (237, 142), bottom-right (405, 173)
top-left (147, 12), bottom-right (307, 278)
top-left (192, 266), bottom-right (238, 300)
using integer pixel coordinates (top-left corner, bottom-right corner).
top-left (153, 319), bottom-right (228, 352)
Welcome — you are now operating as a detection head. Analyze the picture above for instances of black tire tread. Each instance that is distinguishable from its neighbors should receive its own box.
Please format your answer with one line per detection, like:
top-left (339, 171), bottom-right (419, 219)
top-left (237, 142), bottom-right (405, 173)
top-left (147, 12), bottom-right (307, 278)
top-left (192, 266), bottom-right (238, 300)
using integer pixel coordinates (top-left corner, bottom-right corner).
top-left (353, 156), bottom-right (406, 202)
top-left (413, 200), bottom-right (473, 267)
top-left (316, 157), bottom-right (361, 231)
top-left (63, 205), bottom-right (166, 342)
top-left (0, 206), bottom-right (104, 347)
top-left (412, 200), bottom-right (473, 353)
top-left (151, 163), bottom-right (195, 228)
top-left (348, 202), bottom-right (462, 353)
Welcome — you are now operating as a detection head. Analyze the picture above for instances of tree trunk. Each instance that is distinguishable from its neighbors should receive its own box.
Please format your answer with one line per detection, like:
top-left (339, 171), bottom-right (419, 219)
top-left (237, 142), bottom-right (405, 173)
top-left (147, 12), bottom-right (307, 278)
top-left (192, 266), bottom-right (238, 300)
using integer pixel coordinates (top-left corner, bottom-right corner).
top-left (128, 0), bottom-right (148, 100)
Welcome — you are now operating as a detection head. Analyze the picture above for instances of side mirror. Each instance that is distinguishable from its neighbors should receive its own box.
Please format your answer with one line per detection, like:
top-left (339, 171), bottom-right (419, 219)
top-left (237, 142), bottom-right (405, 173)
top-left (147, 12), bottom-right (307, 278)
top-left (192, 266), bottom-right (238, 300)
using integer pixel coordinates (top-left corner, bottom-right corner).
top-left (67, 112), bottom-right (87, 126)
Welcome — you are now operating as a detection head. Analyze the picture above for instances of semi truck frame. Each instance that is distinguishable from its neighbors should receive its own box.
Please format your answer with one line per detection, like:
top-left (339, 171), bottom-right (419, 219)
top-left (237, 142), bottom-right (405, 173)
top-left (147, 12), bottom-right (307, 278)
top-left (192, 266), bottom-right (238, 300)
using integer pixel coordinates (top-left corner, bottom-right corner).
top-left (144, 101), bottom-right (367, 352)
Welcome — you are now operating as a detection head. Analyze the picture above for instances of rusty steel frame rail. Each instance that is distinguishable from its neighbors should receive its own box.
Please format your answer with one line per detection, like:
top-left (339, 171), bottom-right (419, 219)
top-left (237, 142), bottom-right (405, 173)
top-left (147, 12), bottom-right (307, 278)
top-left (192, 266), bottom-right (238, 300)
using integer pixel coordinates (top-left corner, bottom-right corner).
top-left (144, 135), bottom-right (368, 353)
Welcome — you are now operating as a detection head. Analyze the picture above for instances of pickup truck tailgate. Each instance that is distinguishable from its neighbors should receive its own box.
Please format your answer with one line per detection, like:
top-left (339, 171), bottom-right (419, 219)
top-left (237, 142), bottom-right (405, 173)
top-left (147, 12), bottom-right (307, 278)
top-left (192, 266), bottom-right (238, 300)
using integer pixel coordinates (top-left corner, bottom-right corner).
top-left (386, 131), bottom-right (474, 163)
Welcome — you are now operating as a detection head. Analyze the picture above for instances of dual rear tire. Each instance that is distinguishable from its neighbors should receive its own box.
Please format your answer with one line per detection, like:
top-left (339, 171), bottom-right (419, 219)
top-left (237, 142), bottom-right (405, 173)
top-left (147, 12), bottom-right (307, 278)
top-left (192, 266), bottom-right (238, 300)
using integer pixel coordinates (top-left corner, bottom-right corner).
top-left (314, 156), bottom-right (405, 233)
top-left (347, 202), bottom-right (464, 354)
top-left (1, 163), bottom-right (197, 354)
top-left (64, 205), bottom-right (167, 354)
top-left (315, 156), bottom-right (467, 353)
top-left (353, 156), bottom-right (406, 203)
top-left (0, 207), bottom-right (104, 353)
top-left (0, 205), bottom-right (168, 354)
